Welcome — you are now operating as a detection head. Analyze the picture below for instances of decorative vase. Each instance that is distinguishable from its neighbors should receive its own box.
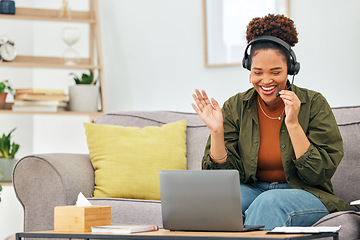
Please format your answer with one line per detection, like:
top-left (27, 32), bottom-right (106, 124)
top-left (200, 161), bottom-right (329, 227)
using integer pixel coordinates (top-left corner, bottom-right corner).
top-left (69, 85), bottom-right (99, 112)
top-left (0, 158), bottom-right (17, 182)
top-left (0, 92), bottom-right (7, 109)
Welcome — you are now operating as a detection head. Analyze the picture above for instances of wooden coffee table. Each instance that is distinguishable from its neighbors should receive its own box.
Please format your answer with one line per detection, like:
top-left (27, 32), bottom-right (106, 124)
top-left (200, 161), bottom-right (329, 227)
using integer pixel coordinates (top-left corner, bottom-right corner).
top-left (16, 229), bottom-right (339, 240)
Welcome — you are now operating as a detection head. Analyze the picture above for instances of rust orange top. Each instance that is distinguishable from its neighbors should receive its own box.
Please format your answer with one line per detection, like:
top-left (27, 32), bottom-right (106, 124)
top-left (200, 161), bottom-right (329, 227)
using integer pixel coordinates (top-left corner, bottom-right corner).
top-left (256, 96), bottom-right (286, 183)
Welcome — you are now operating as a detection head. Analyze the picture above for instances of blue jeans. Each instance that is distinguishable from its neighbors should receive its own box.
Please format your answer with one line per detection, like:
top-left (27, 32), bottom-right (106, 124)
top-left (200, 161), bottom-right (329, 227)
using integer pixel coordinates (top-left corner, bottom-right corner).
top-left (241, 182), bottom-right (329, 230)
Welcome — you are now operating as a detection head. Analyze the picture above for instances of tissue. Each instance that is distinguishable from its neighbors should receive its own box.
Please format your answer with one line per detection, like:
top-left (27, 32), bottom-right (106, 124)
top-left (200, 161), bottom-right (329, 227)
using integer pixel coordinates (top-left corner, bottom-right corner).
top-left (76, 192), bottom-right (92, 207)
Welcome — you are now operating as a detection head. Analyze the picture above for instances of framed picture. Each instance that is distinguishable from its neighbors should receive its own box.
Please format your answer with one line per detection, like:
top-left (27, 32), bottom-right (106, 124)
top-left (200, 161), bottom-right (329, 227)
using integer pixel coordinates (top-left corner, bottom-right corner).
top-left (203, 0), bottom-right (289, 67)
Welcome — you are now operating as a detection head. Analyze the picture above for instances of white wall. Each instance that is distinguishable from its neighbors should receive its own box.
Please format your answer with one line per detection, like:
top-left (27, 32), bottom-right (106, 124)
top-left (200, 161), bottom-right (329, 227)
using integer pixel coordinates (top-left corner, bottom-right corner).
top-left (100, 0), bottom-right (360, 112)
top-left (0, 184), bottom-right (24, 240)
top-left (290, 0), bottom-right (360, 107)
top-left (99, 0), bottom-right (244, 112)
top-left (0, 0), bottom-right (360, 239)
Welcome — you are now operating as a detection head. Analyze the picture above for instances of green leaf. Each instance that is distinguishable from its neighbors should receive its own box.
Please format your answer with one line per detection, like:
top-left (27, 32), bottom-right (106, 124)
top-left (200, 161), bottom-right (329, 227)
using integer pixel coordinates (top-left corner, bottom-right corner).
top-left (0, 80), bottom-right (14, 95)
top-left (0, 128), bottom-right (19, 159)
top-left (6, 86), bottom-right (14, 95)
top-left (69, 73), bottom-right (81, 84)
top-left (7, 128), bottom-right (16, 137)
top-left (81, 73), bottom-right (88, 82)
top-left (70, 70), bottom-right (95, 84)
top-left (90, 70), bottom-right (94, 84)
top-left (0, 82), bottom-right (5, 94)
top-left (10, 143), bottom-right (19, 158)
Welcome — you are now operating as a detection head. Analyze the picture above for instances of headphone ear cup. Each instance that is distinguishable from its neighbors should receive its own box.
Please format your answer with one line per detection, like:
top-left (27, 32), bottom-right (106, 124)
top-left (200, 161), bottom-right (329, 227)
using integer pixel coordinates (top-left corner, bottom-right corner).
top-left (293, 62), bottom-right (300, 75)
top-left (242, 56), bottom-right (251, 71)
top-left (288, 64), bottom-right (295, 75)
top-left (288, 62), bottom-right (300, 75)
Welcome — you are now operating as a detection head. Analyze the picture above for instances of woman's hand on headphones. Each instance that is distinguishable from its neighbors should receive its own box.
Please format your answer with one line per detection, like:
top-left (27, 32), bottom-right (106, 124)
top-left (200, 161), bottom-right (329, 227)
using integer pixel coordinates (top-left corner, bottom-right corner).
top-left (192, 89), bottom-right (223, 134)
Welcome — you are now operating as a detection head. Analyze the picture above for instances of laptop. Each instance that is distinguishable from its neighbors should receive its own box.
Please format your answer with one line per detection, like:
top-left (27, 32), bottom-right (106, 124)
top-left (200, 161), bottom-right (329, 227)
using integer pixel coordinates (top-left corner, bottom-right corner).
top-left (159, 170), bottom-right (263, 232)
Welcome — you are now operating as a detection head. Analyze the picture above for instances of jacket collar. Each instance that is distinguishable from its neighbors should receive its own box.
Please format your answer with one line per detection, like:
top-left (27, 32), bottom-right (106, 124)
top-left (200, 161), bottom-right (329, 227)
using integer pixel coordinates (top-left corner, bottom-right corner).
top-left (291, 84), bottom-right (307, 104)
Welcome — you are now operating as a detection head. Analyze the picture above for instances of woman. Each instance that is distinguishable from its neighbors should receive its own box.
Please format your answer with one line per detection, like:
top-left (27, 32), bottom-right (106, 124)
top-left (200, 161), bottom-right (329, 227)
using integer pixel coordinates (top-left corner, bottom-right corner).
top-left (192, 14), bottom-right (347, 230)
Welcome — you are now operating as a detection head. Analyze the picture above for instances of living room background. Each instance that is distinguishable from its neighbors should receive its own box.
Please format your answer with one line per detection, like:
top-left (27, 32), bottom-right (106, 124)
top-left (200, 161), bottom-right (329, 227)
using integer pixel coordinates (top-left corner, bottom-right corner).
top-left (0, 0), bottom-right (359, 239)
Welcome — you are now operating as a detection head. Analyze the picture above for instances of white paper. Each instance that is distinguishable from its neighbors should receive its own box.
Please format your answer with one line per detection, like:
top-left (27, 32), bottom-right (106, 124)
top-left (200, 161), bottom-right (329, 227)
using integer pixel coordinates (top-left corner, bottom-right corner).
top-left (270, 225), bottom-right (341, 234)
top-left (75, 192), bottom-right (92, 207)
top-left (350, 199), bottom-right (360, 205)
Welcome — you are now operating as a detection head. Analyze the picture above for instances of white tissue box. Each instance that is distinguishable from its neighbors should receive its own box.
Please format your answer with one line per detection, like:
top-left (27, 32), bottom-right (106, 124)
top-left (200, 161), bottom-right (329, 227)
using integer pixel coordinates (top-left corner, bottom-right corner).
top-left (54, 205), bottom-right (111, 232)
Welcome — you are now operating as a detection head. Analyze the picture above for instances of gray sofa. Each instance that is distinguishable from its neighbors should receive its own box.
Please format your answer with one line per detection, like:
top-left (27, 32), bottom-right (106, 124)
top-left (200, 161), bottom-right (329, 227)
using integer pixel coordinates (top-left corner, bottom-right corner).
top-left (13, 108), bottom-right (360, 239)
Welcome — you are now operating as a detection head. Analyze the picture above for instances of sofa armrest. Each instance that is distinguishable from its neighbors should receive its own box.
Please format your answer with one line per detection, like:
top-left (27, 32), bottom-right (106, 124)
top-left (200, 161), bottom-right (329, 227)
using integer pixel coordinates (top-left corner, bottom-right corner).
top-left (13, 153), bottom-right (94, 231)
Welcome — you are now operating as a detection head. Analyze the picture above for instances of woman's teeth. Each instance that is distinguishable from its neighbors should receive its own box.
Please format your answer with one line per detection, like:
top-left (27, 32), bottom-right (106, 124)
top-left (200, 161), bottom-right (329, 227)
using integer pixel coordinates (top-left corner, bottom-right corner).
top-left (261, 86), bottom-right (276, 91)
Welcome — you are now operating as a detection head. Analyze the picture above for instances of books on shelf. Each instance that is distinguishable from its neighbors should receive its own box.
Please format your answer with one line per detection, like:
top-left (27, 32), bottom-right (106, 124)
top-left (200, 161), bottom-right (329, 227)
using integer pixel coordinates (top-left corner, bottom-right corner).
top-left (15, 88), bottom-right (65, 95)
top-left (91, 225), bottom-right (159, 234)
top-left (14, 93), bottom-right (68, 101)
top-left (12, 88), bottom-right (68, 112)
top-left (13, 100), bottom-right (67, 107)
top-left (12, 105), bottom-right (66, 112)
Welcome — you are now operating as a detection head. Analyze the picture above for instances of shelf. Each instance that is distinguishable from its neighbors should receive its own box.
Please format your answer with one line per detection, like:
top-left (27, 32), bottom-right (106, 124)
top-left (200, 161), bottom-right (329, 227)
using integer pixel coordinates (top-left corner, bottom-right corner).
top-left (0, 7), bottom-right (95, 23)
top-left (0, 182), bottom-right (12, 186)
top-left (0, 109), bottom-right (103, 116)
top-left (0, 108), bottom-right (103, 121)
top-left (1, 103), bottom-right (103, 119)
top-left (1, 110), bottom-right (104, 122)
top-left (0, 0), bottom-right (107, 115)
top-left (0, 56), bottom-right (101, 69)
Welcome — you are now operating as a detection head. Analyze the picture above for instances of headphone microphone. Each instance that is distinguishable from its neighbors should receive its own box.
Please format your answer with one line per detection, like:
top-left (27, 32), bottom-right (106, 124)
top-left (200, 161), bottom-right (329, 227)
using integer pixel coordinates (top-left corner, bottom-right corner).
top-left (275, 75), bottom-right (295, 97)
top-left (242, 35), bottom-right (300, 97)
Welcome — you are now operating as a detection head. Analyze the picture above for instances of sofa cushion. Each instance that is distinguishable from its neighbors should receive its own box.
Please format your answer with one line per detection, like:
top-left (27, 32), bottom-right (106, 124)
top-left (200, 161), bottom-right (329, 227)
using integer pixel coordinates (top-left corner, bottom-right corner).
top-left (95, 111), bottom-right (209, 170)
top-left (330, 108), bottom-right (360, 210)
top-left (89, 198), bottom-right (162, 228)
top-left (313, 211), bottom-right (360, 240)
top-left (84, 120), bottom-right (187, 200)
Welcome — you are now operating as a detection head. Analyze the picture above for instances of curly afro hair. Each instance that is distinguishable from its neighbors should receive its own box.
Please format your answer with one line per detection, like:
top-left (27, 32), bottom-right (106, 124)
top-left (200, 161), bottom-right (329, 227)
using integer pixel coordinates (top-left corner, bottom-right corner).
top-left (246, 14), bottom-right (298, 47)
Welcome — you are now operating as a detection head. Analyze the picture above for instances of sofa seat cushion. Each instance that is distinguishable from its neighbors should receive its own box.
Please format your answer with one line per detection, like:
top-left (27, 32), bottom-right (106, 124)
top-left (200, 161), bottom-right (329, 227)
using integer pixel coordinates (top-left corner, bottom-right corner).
top-left (313, 210), bottom-right (360, 240)
top-left (331, 119), bottom-right (360, 209)
top-left (84, 120), bottom-right (187, 200)
top-left (89, 198), bottom-right (162, 228)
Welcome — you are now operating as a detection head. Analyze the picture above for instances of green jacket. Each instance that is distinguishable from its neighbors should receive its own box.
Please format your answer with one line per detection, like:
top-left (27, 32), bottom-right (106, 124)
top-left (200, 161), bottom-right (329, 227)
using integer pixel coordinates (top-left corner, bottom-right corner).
top-left (202, 85), bottom-right (348, 212)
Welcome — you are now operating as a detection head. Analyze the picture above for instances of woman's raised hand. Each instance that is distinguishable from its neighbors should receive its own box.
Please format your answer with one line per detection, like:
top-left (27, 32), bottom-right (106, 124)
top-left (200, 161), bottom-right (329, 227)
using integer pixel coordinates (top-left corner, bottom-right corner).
top-left (192, 89), bottom-right (223, 133)
top-left (279, 90), bottom-right (301, 127)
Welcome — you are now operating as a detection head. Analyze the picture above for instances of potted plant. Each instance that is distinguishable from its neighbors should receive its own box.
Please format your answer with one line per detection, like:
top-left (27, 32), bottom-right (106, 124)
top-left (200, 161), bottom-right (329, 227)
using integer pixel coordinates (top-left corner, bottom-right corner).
top-left (0, 79), bottom-right (15, 109)
top-left (0, 128), bottom-right (20, 182)
top-left (68, 69), bottom-right (99, 112)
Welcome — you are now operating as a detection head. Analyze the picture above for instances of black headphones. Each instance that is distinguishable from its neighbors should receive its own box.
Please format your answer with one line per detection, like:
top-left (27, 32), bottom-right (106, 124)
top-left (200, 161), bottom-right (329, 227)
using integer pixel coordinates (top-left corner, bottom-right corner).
top-left (242, 35), bottom-right (300, 76)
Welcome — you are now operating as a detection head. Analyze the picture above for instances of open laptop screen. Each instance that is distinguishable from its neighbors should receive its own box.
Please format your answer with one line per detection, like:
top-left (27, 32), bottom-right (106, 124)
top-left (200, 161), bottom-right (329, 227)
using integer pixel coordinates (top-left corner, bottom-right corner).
top-left (159, 170), bottom-right (246, 231)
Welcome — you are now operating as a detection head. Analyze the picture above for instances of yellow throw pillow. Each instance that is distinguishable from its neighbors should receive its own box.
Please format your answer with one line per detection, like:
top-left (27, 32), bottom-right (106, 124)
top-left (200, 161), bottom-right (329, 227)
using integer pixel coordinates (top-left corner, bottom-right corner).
top-left (84, 120), bottom-right (187, 200)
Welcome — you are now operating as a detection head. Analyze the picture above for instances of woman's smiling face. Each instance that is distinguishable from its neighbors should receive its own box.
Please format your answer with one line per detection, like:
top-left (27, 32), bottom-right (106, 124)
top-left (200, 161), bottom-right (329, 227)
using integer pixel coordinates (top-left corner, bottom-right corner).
top-left (250, 49), bottom-right (288, 107)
